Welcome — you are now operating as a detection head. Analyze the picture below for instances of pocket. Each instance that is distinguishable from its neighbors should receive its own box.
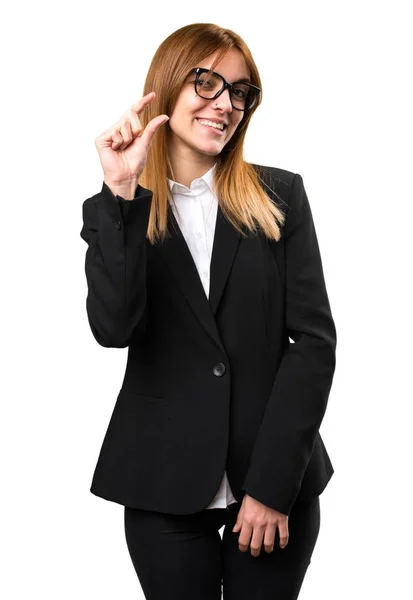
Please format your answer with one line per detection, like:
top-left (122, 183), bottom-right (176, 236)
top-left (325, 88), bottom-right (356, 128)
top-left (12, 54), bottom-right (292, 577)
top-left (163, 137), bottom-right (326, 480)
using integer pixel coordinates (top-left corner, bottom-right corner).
top-left (120, 388), bottom-right (164, 401)
top-left (118, 390), bottom-right (172, 426)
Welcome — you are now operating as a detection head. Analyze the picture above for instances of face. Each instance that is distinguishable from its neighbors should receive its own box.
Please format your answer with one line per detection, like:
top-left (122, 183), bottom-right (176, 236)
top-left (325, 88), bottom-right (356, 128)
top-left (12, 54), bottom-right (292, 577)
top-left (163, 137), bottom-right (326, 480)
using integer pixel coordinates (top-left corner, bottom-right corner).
top-left (167, 49), bottom-right (250, 163)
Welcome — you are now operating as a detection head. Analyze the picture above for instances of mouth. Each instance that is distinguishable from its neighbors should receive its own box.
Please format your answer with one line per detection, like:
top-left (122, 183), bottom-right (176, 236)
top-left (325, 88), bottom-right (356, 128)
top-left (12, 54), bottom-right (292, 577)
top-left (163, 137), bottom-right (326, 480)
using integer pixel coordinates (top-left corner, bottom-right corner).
top-left (195, 118), bottom-right (226, 135)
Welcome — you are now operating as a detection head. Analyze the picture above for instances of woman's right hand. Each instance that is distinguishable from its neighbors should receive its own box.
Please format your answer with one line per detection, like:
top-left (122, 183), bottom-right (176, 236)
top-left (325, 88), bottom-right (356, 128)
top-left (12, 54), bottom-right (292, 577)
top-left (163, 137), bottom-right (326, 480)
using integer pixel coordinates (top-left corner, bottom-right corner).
top-left (95, 91), bottom-right (169, 186)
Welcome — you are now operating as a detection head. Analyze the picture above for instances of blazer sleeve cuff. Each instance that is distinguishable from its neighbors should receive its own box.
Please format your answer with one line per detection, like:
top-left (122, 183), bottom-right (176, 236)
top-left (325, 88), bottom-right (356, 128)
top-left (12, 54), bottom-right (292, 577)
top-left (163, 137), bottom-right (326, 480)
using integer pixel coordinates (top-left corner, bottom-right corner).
top-left (100, 181), bottom-right (153, 227)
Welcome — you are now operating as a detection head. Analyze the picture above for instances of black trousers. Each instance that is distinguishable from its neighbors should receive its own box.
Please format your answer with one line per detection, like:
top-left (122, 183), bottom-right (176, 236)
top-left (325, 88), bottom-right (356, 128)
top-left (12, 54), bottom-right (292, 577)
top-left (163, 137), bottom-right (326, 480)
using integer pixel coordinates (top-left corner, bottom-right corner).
top-left (124, 494), bottom-right (321, 599)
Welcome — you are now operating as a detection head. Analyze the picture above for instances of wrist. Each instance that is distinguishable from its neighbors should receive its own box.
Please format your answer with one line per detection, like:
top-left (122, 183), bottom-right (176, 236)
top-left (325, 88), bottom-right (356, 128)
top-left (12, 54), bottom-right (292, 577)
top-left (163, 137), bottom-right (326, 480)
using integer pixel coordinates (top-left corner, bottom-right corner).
top-left (104, 179), bottom-right (139, 201)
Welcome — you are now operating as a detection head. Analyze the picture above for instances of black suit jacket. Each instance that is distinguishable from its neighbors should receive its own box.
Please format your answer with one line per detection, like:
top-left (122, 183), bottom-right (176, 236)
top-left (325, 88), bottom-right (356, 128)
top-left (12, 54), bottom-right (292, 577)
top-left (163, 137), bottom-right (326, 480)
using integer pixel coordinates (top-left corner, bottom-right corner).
top-left (80, 164), bottom-right (337, 516)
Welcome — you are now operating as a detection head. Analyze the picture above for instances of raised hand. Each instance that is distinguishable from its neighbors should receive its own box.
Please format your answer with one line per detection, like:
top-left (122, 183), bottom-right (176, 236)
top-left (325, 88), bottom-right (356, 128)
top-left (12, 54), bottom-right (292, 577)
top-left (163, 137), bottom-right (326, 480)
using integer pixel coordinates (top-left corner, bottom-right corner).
top-left (95, 91), bottom-right (169, 190)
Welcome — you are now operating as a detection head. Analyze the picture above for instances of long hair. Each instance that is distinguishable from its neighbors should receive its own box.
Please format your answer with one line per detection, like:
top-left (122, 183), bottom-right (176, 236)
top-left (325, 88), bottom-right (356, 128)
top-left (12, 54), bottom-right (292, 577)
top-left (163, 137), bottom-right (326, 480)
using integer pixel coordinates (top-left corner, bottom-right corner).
top-left (138, 23), bottom-right (286, 245)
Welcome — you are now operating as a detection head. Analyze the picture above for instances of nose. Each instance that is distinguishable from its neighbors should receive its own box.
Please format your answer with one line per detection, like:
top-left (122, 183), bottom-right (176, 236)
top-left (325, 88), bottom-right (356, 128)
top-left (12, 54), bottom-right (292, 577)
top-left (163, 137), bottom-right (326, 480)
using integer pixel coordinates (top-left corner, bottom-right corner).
top-left (213, 88), bottom-right (233, 112)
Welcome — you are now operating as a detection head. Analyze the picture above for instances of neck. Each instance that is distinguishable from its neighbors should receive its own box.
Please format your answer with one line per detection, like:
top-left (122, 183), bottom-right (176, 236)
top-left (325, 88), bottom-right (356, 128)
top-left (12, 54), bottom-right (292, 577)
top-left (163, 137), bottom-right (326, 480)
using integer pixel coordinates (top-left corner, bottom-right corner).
top-left (167, 148), bottom-right (217, 188)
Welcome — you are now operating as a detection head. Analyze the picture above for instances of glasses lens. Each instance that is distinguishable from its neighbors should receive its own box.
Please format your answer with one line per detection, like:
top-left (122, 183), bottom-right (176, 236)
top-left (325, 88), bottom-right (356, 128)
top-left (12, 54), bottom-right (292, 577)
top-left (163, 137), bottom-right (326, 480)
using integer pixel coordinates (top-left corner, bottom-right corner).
top-left (195, 71), bottom-right (258, 111)
top-left (231, 83), bottom-right (257, 110)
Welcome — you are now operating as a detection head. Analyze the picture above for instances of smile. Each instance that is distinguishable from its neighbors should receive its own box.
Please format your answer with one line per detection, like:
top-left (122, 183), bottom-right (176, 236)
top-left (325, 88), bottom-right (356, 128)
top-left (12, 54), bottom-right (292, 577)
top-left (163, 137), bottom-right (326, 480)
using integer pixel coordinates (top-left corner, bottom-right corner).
top-left (196, 118), bottom-right (226, 135)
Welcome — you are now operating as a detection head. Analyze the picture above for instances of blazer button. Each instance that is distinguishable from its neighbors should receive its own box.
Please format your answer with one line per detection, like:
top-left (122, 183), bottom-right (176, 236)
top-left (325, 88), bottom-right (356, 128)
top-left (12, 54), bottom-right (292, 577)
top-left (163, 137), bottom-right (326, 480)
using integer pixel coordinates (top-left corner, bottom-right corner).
top-left (115, 220), bottom-right (121, 230)
top-left (213, 363), bottom-right (226, 377)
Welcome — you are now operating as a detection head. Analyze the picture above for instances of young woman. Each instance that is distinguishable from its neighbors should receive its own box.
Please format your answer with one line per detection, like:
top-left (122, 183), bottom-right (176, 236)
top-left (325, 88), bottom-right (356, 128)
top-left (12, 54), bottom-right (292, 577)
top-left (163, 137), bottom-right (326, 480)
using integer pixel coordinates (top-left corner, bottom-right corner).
top-left (80, 22), bottom-right (337, 600)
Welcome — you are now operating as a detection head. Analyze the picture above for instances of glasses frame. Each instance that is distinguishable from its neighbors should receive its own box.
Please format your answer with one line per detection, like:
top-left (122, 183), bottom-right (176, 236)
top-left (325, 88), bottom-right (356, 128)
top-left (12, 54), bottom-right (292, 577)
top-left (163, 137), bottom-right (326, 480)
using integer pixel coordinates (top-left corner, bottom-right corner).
top-left (189, 67), bottom-right (261, 112)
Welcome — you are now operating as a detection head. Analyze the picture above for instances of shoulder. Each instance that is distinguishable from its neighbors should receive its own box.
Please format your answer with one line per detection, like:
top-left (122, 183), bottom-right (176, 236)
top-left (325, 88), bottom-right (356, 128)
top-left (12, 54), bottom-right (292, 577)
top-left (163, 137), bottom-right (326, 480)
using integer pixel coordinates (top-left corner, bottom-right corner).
top-left (249, 162), bottom-right (297, 212)
top-left (250, 163), bottom-right (295, 184)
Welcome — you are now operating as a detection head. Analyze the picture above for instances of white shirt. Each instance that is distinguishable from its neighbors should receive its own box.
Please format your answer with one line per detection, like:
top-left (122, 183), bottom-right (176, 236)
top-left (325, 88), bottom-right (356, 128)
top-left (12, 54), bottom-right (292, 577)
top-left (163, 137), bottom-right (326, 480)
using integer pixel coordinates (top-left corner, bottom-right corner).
top-left (167, 162), bottom-right (238, 510)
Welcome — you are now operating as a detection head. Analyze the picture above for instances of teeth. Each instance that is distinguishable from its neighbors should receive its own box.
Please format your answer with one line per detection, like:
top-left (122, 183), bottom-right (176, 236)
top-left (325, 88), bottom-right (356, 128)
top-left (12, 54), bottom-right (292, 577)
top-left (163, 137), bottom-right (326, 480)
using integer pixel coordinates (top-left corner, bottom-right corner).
top-left (197, 119), bottom-right (224, 131)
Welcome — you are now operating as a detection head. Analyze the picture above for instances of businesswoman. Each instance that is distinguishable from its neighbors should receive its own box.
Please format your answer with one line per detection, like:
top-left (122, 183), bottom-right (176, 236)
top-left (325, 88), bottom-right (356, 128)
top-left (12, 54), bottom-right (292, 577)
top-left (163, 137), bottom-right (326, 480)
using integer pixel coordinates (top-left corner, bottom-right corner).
top-left (80, 22), bottom-right (337, 600)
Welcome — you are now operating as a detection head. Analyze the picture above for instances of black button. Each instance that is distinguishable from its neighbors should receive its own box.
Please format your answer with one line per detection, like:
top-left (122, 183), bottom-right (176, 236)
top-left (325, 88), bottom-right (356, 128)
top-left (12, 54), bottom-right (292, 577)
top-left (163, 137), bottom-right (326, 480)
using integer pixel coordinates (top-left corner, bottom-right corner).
top-left (213, 363), bottom-right (226, 377)
top-left (115, 220), bottom-right (122, 230)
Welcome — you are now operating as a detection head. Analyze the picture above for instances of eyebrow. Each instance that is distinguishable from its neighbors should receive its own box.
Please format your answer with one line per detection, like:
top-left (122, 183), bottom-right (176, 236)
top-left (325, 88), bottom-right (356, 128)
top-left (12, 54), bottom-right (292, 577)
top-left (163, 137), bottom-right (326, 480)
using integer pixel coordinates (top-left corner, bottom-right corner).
top-left (192, 68), bottom-right (252, 84)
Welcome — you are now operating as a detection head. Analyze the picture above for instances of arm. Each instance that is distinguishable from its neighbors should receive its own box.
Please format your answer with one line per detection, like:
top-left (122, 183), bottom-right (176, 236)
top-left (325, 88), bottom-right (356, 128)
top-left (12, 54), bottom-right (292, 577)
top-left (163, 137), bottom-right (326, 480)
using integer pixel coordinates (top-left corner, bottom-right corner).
top-left (242, 173), bottom-right (337, 515)
top-left (79, 181), bottom-right (153, 348)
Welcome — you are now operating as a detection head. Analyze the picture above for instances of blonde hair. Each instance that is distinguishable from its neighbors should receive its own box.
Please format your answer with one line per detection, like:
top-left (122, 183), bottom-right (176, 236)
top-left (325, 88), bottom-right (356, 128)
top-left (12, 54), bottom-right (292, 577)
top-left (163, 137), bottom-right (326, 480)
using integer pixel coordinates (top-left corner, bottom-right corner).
top-left (139, 23), bottom-right (286, 244)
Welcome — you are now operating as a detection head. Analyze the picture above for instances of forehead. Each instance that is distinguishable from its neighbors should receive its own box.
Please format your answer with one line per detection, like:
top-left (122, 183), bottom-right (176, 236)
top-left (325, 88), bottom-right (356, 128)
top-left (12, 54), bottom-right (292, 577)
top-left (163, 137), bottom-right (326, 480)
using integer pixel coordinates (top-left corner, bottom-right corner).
top-left (196, 49), bottom-right (250, 82)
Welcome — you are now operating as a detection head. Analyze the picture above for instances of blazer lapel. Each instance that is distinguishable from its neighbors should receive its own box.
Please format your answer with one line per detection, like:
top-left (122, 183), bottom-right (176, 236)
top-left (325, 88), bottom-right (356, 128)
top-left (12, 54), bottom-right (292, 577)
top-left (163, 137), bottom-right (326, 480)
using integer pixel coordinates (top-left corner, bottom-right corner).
top-left (209, 205), bottom-right (241, 316)
top-left (153, 202), bottom-right (241, 352)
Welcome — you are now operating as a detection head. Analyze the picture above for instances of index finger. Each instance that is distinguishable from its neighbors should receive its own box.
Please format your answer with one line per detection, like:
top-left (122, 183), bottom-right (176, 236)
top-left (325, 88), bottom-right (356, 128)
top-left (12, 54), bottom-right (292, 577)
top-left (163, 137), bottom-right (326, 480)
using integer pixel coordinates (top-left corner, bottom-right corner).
top-left (131, 91), bottom-right (156, 115)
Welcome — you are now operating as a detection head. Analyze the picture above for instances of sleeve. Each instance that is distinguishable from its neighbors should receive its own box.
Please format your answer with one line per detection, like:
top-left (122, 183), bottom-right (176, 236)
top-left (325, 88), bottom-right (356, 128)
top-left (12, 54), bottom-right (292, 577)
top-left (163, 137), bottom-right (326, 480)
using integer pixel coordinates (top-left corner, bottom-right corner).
top-left (79, 181), bottom-right (153, 348)
top-left (241, 173), bottom-right (337, 515)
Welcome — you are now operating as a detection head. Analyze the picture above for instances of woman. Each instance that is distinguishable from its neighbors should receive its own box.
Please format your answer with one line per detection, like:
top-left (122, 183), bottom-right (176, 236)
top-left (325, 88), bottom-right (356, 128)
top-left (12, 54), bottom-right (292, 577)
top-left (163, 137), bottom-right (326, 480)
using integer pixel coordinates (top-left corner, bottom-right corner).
top-left (80, 22), bottom-right (337, 600)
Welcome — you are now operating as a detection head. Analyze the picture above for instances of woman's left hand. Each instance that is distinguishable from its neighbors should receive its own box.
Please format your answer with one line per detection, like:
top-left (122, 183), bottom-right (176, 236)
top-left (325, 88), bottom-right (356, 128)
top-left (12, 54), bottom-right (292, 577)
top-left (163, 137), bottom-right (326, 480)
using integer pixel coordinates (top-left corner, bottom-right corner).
top-left (232, 494), bottom-right (289, 557)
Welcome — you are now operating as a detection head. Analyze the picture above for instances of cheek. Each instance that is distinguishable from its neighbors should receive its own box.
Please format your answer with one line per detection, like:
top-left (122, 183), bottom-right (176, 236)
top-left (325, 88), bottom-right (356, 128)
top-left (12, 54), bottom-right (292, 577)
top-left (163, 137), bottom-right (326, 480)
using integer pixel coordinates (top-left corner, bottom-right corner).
top-left (177, 90), bottom-right (207, 115)
top-left (228, 118), bottom-right (243, 136)
top-left (236, 113), bottom-right (244, 127)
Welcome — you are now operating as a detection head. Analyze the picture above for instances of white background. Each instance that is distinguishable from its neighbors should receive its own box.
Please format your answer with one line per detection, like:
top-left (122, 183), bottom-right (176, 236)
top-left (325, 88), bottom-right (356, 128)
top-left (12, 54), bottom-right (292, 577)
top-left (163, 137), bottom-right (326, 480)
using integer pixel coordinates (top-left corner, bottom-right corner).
top-left (2, 1), bottom-right (412, 598)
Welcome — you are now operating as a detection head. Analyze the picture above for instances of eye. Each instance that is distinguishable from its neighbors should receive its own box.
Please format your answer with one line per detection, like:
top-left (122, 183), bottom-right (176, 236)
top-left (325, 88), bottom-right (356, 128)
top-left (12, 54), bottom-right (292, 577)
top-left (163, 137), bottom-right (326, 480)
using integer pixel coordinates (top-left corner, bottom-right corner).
top-left (232, 88), bottom-right (247, 99)
top-left (196, 77), bottom-right (213, 88)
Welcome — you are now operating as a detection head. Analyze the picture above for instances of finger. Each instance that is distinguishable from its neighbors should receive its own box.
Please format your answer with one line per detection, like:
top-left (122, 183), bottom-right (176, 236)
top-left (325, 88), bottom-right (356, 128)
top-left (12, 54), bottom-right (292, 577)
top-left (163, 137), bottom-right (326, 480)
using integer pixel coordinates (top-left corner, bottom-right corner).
top-left (138, 115), bottom-right (169, 151)
top-left (127, 109), bottom-right (143, 137)
top-left (130, 91), bottom-right (156, 117)
top-left (118, 121), bottom-right (133, 151)
top-left (263, 523), bottom-right (276, 553)
top-left (278, 521), bottom-right (289, 549)
top-left (237, 522), bottom-right (253, 553)
top-left (249, 524), bottom-right (265, 557)
top-left (98, 126), bottom-right (123, 147)
top-left (110, 127), bottom-right (123, 149)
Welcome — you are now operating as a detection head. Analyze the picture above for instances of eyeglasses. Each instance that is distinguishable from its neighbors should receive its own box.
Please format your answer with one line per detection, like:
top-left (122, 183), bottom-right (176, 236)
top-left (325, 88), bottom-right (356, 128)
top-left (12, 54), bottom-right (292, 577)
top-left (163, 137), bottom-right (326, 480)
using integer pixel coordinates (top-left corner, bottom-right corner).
top-left (188, 67), bottom-right (261, 112)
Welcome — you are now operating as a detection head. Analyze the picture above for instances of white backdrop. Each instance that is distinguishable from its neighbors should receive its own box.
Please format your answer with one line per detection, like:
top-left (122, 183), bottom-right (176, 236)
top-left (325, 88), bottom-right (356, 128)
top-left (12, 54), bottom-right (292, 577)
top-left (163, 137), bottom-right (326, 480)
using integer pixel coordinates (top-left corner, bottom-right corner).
top-left (1, 1), bottom-right (412, 598)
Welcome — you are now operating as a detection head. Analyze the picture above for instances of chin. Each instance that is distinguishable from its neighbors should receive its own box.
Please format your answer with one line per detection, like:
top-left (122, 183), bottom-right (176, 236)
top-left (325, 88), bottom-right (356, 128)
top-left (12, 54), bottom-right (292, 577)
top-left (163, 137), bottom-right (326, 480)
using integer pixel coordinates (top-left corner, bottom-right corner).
top-left (193, 144), bottom-right (224, 157)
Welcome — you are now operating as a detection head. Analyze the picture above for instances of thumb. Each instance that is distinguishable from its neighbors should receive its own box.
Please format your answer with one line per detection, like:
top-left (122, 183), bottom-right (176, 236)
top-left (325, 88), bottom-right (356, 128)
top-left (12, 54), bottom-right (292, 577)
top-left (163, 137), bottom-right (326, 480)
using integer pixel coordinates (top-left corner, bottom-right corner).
top-left (232, 500), bottom-right (245, 532)
top-left (232, 519), bottom-right (241, 532)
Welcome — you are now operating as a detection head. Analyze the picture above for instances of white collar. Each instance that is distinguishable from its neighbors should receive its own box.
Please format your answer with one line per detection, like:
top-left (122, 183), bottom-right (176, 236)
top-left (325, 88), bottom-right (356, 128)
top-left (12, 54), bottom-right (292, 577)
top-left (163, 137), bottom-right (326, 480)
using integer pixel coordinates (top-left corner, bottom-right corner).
top-left (167, 162), bottom-right (217, 195)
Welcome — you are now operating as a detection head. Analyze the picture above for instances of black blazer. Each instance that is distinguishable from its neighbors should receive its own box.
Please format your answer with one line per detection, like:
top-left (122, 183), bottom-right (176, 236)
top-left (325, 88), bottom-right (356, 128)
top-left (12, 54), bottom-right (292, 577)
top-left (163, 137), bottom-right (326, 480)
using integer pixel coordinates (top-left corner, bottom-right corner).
top-left (80, 164), bottom-right (337, 517)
